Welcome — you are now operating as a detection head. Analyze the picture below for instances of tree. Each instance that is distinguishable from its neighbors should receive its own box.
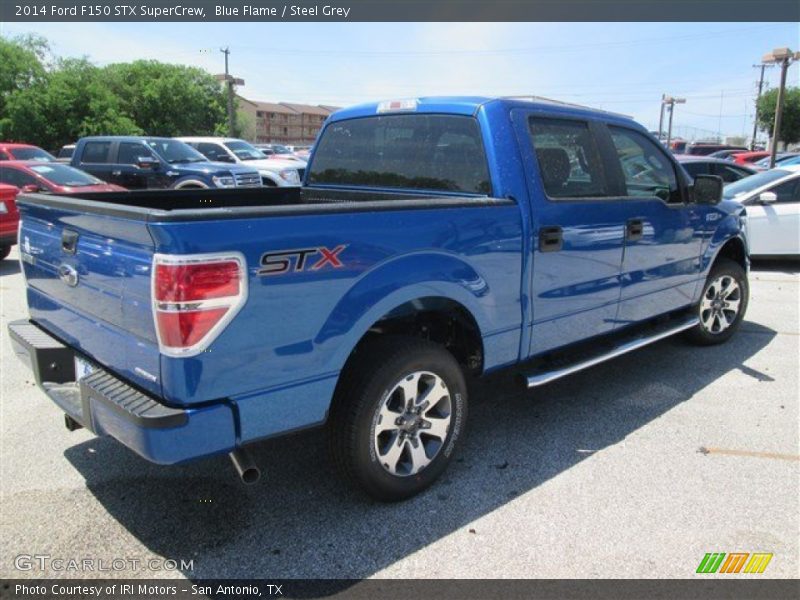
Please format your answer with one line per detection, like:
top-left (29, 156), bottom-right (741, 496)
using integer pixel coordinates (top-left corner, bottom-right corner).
top-left (103, 61), bottom-right (227, 137)
top-left (0, 34), bottom-right (48, 122)
top-left (2, 58), bottom-right (140, 152)
top-left (757, 87), bottom-right (800, 146)
top-left (233, 98), bottom-right (256, 140)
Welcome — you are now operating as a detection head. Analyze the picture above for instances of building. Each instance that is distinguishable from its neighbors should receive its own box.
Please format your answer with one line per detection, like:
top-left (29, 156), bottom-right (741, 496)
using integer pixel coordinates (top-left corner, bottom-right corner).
top-left (237, 96), bottom-right (340, 145)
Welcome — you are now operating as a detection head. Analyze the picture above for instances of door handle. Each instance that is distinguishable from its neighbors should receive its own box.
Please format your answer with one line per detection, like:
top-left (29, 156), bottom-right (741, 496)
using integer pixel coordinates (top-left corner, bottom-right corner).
top-left (111, 170), bottom-right (121, 176)
top-left (539, 226), bottom-right (563, 252)
top-left (626, 219), bottom-right (644, 242)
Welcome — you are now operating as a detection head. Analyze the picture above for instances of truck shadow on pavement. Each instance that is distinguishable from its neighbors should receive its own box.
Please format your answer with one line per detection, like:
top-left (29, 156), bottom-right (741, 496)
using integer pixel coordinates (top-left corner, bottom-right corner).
top-left (64, 321), bottom-right (776, 579)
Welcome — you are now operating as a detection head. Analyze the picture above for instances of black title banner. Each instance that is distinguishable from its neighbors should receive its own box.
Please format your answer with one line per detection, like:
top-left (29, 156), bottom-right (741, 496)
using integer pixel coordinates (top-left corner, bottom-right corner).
top-left (1, 0), bottom-right (799, 22)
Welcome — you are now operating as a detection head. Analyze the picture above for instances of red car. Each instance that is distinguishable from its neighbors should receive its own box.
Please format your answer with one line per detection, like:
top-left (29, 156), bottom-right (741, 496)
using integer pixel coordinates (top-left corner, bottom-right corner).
top-left (0, 161), bottom-right (126, 195)
top-left (0, 184), bottom-right (20, 260)
top-left (0, 143), bottom-right (56, 162)
top-left (733, 151), bottom-right (770, 165)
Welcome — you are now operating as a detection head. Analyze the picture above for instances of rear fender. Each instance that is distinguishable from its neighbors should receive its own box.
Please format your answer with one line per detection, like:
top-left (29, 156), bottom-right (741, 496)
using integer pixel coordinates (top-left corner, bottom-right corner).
top-left (318, 252), bottom-right (494, 371)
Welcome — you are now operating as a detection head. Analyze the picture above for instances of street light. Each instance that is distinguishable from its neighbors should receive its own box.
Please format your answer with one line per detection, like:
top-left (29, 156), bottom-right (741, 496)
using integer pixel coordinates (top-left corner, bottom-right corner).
top-left (762, 47), bottom-right (800, 168)
top-left (663, 95), bottom-right (686, 148)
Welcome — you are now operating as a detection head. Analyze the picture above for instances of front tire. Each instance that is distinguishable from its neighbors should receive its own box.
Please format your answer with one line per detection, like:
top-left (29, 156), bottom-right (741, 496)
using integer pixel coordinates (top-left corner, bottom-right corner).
top-left (685, 258), bottom-right (748, 345)
top-left (329, 336), bottom-right (468, 502)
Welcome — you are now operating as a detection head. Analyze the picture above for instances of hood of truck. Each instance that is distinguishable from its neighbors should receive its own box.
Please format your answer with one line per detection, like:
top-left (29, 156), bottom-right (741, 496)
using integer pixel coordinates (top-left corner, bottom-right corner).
top-left (235, 158), bottom-right (302, 173)
top-left (172, 161), bottom-right (258, 177)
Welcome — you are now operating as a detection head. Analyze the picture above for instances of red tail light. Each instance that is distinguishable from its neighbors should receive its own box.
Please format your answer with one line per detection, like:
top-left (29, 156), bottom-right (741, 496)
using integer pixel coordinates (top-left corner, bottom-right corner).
top-left (152, 253), bottom-right (248, 357)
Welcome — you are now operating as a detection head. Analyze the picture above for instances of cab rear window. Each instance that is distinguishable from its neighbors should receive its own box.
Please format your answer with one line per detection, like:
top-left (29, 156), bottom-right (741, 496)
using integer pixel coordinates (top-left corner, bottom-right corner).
top-left (308, 114), bottom-right (491, 195)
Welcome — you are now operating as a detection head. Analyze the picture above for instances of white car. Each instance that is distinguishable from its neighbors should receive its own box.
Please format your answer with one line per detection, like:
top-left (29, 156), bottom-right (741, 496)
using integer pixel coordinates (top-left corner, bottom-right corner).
top-left (723, 165), bottom-right (800, 257)
top-left (177, 137), bottom-right (305, 187)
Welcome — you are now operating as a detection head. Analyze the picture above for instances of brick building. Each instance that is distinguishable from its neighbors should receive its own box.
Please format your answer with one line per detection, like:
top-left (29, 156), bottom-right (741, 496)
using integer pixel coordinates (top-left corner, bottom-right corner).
top-left (237, 96), bottom-right (340, 145)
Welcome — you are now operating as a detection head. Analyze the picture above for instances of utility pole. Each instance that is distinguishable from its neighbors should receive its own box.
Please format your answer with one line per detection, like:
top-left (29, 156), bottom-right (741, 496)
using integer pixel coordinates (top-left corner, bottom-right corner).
top-left (762, 47), bottom-right (799, 169)
top-left (215, 48), bottom-right (245, 138)
top-left (657, 93), bottom-right (666, 142)
top-left (750, 63), bottom-right (773, 150)
top-left (221, 47), bottom-right (235, 136)
top-left (663, 95), bottom-right (686, 148)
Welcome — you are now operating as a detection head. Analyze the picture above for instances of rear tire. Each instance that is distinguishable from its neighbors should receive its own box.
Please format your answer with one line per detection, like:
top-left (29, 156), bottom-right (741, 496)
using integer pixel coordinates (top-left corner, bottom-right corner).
top-left (685, 258), bottom-right (748, 345)
top-left (0, 246), bottom-right (10, 261)
top-left (328, 336), bottom-right (468, 502)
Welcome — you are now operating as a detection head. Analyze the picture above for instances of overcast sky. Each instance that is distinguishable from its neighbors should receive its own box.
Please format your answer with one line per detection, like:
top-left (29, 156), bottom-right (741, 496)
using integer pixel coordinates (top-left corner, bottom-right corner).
top-left (2, 21), bottom-right (798, 141)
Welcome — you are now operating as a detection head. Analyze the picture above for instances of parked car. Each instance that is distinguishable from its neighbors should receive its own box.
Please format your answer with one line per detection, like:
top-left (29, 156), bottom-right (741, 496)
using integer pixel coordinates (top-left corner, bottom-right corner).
top-left (668, 139), bottom-right (688, 153)
top-left (0, 184), bottom-right (19, 260)
top-left (774, 155), bottom-right (800, 167)
top-left (722, 165), bottom-right (800, 256)
top-left (732, 151), bottom-right (770, 165)
top-left (0, 143), bottom-right (56, 162)
top-left (55, 144), bottom-right (76, 163)
top-left (685, 143), bottom-right (748, 156)
top-left (0, 161), bottom-right (127, 194)
top-left (253, 143), bottom-right (307, 163)
top-left (675, 155), bottom-right (756, 183)
top-left (69, 136), bottom-right (262, 190)
top-left (178, 137), bottom-right (304, 187)
top-left (292, 146), bottom-right (313, 160)
top-left (9, 96), bottom-right (747, 501)
top-left (707, 149), bottom-right (746, 161)
top-left (752, 153), bottom-right (800, 170)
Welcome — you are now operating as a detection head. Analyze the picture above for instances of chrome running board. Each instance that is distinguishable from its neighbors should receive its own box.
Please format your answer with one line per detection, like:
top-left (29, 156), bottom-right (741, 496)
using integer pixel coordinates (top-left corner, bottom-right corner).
top-left (525, 317), bottom-right (699, 388)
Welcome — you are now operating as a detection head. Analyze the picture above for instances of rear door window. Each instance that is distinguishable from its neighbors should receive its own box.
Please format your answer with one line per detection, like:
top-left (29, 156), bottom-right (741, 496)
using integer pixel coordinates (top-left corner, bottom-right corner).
top-left (309, 114), bottom-right (491, 195)
top-left (81, 142), bottom-right (112, 164)
top-left (713, 163), bottom-right (753, 183)
top-left (608, 126), bottom-right (681, 203)
top-left (528, 117), bottom-right (609, 199)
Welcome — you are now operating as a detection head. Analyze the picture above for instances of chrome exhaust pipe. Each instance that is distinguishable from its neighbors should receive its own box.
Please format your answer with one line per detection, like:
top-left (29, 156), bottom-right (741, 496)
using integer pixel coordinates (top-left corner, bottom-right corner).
top-left (229, 448), bottom-right (260, 484)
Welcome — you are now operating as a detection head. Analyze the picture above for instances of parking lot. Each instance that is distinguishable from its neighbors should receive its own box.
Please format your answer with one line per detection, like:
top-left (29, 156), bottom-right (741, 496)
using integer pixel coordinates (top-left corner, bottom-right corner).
top-left (0, 247), bottom-right (797, 580)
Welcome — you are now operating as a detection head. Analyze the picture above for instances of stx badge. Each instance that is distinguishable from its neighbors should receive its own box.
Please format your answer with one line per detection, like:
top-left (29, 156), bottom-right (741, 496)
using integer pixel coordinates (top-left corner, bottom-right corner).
top-left (258, 245), bottom-right (347, 276)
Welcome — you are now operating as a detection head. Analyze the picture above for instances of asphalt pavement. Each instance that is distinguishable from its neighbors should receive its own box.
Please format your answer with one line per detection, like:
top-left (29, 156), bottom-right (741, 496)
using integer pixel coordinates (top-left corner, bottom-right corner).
top-left (1, 247), bottom-right (797, 580)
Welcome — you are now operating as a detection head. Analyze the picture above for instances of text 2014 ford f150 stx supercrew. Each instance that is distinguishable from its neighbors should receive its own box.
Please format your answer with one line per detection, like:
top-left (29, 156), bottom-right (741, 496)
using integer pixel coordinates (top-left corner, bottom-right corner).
top-left (9, 96), bottom-right (749, 501)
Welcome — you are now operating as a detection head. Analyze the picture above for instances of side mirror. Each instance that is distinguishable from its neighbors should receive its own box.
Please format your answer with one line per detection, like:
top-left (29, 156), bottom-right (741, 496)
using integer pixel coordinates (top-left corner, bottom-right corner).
top-left (137, 156), bottom-right (159, 170)
top-left (758, 191), bottom-right (777, 204)
top-left (20, 184), bottom-right (40, 194)
top-left (693, 174), bottom-right (723, 205)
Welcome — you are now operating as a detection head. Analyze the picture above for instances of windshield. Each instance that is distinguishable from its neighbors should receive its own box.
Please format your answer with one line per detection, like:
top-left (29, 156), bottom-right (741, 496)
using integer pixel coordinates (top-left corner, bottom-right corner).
top-left (10, 147), bottom-right (56, 161)
top-left (145, 139), bottom-right (207, 163)
top-left (722, 169), bottom-right (790, 199)
top-left (224, 140), bottom-right (267, 161)
top-left (29, 164), bottom-right (103, 186)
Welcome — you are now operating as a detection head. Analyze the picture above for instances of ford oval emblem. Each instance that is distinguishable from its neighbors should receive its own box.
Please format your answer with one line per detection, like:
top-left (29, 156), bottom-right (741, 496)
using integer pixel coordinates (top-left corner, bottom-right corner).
top-left (58, 264), bottom-right (79, 287)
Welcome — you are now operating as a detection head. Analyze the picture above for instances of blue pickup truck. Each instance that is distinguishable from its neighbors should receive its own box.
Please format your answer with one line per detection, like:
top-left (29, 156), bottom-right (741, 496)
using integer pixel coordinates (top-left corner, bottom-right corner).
top-left (69, 136), bottom-right (262, 190)
top-left (9, 96), bottom-right (749, 501)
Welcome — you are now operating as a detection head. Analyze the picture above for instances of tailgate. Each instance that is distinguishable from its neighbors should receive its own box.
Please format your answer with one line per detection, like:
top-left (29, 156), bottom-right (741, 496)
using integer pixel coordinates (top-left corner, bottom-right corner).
top-left (17, 197), bottom-right (161, 395)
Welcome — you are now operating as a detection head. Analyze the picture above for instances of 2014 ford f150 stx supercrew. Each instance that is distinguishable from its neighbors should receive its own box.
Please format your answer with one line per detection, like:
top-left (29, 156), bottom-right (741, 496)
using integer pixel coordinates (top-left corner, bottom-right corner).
top-left (9, 96), bottom-right (749, 501)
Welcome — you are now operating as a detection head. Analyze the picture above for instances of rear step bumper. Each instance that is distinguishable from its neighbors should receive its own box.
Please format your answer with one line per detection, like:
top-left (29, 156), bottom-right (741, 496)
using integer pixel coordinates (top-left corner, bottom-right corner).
top-left (8, 319), bottom-right (237, 465)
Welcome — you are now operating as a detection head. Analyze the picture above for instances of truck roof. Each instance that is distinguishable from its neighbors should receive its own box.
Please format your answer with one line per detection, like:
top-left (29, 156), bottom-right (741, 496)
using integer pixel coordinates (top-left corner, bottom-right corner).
top-left (328, 95), bottom-right (633, 124)
top-left (77, 136), bottom-right (176, 143)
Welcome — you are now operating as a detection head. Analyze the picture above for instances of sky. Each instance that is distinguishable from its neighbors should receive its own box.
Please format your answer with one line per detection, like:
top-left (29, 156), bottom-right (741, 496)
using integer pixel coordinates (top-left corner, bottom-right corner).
top-left (1, 21), bottom-right (798, 142)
